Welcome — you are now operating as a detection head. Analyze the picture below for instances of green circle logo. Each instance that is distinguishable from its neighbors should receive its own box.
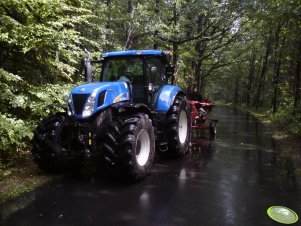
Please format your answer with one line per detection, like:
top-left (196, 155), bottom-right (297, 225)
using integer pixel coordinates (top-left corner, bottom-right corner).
top-left (267, 206), bottom-right (299, 224)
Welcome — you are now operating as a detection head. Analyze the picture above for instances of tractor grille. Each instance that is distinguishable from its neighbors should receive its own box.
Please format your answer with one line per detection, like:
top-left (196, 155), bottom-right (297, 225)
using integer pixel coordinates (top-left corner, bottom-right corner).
top-left (72, 94), bottom-right (90, 115)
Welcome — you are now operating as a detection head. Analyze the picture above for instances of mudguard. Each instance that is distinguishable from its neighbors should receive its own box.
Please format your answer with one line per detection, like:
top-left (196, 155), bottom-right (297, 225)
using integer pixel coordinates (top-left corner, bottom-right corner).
top-left (154, 85), bottom-right (184, 112)
top-left (70, 82), bottom-right (130, 119)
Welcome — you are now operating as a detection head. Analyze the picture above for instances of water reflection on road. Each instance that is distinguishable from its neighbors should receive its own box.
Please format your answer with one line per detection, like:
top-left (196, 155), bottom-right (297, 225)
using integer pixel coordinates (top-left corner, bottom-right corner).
top-left (1, 106), bottom-right (301, 226)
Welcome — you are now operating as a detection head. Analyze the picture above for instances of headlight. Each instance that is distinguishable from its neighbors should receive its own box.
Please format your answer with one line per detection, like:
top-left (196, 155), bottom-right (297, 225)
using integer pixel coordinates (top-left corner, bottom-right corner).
top-left (82, 88), bottom-right (99, 118)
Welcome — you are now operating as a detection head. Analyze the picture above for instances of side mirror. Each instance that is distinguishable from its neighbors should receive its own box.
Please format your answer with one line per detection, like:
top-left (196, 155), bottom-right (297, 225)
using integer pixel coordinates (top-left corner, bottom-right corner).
top-left (165, 64), bottom-right (174, 80)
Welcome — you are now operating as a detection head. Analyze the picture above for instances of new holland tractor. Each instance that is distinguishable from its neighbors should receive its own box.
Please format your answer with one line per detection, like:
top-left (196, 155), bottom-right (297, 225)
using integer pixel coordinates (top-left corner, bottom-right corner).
top-left (31, 50), bottom-right (191, 181)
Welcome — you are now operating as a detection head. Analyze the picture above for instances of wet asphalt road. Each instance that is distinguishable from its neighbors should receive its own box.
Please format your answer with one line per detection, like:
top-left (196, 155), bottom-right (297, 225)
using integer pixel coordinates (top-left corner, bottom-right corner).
top-left (1, 105), bottom-right (301, 226)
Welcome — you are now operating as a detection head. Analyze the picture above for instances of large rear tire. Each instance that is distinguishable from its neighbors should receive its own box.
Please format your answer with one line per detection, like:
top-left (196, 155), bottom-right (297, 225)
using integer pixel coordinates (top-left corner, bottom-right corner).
top-left (160, 95), bottom-right (191, 157)
top-left (31, 113), bottom-right (84, 173)
top-left (103, 113), bottom-right (155, 181)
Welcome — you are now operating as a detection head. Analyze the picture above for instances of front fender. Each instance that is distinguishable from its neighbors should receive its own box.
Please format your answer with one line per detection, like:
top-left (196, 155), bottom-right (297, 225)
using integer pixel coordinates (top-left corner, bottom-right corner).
top-left (155, 85), bottom-right (183, 112)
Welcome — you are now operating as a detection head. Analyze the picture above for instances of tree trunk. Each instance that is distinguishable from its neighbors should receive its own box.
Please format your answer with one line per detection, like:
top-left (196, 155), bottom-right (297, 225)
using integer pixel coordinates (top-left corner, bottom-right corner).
top-left (171, 2), bottom-right (179, 84)
top-left (153, 0), bottom-right (160, 50)
top-left (271, 58), bottom-right (281, 113)
top-left (185, 0), bottom-right (192, 39)
top-left (125, 28), bottom-right (134, 50)
top-left (255, 36), bottom-right (272, 109)
top-left (194, 15), bottom-right (204, 92)
top-left (125, 0), bottom-right (135, 50)
top-left (195, 61), bottom-right (201, 92)
top-left (172, 42), bottom-right (179, 84)
top-left (104, 0), bottom-right (112, 51)
top-left (200, 73), bottom-right (205, 93)
top-left (294, 40), bottom-right (301, 108)
top-left (234, 73), bottom-right (240, 104)
top-left (271, 23), bottom-right (283, 113)
top-left (0, 43), bottom-right (5, 67)
top-left (246, 47), bottom-right (256, 106)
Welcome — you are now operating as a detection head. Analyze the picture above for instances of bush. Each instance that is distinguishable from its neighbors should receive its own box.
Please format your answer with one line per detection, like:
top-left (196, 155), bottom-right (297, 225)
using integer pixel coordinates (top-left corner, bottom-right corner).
top-left (0, 114), bottom-right (33, 162)
top-left (271, 83), bottom-right (301, 137)
top-left (0, 68), bottom-right (73, 162)
top-left (272, 107), bottom-right (301, 136)
top-left (0, 0), bottom-right (99, 164)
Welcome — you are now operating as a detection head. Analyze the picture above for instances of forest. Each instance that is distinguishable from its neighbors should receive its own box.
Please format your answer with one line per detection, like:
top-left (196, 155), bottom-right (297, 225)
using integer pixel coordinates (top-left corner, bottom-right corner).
top-left (0, 0), bottom-right (300, 164)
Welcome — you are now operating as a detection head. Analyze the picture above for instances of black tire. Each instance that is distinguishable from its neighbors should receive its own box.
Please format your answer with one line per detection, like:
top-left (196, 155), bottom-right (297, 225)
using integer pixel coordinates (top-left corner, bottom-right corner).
top-left (161, 95), bottom-right (191, 157)
top-left (31, 113), bottom-right (84, 173)
top-left (103, 113), bottom-right (155, 181)
top-left (209, 120), bottom-right (217, 139)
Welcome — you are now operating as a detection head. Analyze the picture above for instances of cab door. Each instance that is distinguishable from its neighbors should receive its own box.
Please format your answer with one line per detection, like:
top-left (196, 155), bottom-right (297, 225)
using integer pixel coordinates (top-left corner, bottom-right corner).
top-left (145, 58), bottom-right (165, 106)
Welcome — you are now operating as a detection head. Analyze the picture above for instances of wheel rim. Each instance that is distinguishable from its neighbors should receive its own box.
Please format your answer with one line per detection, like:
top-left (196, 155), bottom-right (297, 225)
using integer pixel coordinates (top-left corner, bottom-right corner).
top-left (178, 110), bottom-right (188, 144)
top-left (136, 129), bottom-right (151, 166)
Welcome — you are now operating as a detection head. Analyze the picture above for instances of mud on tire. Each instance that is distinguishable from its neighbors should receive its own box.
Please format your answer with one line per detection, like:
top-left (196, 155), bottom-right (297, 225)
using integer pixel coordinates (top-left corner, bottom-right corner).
top-left (161, 95), bottom-right (191, 157)
top-left (103, 113), bottom-right (155, 181)
top-left (31, 113), bottom-right (84, 173)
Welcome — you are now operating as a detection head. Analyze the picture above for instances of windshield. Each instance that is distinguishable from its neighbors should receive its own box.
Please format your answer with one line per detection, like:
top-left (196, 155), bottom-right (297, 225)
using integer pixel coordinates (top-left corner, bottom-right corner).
top-left (101, 58), bottom-right (143, 82)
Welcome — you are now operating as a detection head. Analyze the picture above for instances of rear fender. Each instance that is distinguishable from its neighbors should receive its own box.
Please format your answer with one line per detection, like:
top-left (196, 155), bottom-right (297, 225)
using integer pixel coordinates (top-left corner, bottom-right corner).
top-left (154, 85), bottom-right (184, 112)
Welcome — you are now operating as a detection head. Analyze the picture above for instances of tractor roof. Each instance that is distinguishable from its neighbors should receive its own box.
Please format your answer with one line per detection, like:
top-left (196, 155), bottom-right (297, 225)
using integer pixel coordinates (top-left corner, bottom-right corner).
top-left (100, 50), bottom-right (171, 63)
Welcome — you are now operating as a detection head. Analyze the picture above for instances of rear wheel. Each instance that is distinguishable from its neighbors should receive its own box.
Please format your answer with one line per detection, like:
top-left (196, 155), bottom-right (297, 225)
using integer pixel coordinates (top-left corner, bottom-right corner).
top-left (31, 113), bottom-right (84, 173)
top-left (103, 113), bottom-right (155, 181)
top-left (160, 95), bottom-right (191, 157)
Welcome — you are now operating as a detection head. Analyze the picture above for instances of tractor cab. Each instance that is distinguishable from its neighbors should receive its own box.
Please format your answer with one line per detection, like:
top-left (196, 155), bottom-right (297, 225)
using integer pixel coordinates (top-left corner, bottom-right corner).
top-left (87, 50), bottom-right (173, 107)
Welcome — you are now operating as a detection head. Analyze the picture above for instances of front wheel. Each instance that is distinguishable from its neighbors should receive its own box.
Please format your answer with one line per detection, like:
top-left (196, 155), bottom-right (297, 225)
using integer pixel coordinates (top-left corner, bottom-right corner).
top-left (31, 113), bottom-right (84, 173)
top-left (103, 113), bottom-right (155, 181)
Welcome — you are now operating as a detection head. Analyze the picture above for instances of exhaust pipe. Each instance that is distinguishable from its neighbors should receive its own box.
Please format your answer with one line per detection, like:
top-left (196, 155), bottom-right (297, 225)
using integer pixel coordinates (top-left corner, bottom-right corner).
top-left (84, 49), bottom-right (93, 83)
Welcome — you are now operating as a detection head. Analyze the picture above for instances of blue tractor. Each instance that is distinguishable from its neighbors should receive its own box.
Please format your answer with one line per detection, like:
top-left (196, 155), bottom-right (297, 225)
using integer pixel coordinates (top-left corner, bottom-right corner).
top-left (32, 50), bottom-right (191, 181)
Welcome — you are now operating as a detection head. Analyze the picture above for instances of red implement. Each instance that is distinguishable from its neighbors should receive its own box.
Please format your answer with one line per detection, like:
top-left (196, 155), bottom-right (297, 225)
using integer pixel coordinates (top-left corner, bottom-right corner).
top-left (187, 91), bottom-right (218, 138)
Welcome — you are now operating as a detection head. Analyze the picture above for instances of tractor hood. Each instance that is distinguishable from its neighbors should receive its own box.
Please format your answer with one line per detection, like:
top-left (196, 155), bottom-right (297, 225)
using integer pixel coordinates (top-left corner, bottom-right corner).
top-left (70, 81), bottom-right (130, 119)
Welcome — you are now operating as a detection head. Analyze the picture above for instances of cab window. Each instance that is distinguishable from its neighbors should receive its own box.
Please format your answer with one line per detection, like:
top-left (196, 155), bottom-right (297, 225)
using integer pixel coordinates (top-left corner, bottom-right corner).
top-left (101, 58), bottom-right (143, 83)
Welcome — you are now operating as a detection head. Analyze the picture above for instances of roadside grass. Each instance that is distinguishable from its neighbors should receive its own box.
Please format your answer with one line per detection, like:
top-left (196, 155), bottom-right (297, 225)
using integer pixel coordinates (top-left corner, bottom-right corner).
top-left (244, 107), bottom-right (300, 140)
top-left (0, 153), bottom-right (101, 205)
top-left (0, 155), bottom-right (61, 205)
top-left (218, 102), bottom-right (301, 141)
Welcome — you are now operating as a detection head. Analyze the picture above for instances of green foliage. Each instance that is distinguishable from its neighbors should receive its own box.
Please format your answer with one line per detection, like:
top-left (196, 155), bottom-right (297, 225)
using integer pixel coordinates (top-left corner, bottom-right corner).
top-left (0, 0), bottom-right (100, 83)
top-left (271, 83), bottom-right (301, 136)
top-left (205, 0), bottom-right (301, 136)
top-left (0, 65), bottom-right (72, 161)
top-left (0, 114), bottom-right (32, 161)
top-left (272, 107), bottom-right (301, 137)
top-left (0, 68), bottom-right (72, 160)
top-left (0, 0), bottom-right (101, 162)
top-left (28, 83), bottom-right (73, 120)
